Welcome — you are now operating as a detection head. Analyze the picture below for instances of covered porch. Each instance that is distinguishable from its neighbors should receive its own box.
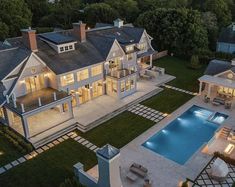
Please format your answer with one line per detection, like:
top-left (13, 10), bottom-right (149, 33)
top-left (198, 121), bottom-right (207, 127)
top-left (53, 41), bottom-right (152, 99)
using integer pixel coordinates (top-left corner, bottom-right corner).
top-left (4, 88), bottom-right (73, 139)
top-left (137, 50), bottom-right (154, 70)
top-left (199, 75), bottom-right (235, 109)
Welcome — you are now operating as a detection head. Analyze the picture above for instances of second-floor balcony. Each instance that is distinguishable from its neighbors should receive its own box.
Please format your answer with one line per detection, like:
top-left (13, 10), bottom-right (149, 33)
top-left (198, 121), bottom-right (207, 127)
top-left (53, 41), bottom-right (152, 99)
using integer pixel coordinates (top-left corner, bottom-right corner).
top-left (107, 69), bottom-right (136, 79)
top-left (6, 88), bottom-right (71, 114)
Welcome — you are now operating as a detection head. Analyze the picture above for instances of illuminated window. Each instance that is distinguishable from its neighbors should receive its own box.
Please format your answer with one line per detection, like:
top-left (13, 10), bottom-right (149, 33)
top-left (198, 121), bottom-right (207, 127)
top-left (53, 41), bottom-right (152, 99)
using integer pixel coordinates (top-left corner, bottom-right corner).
top-left (0, 107), bottom-right (4, 119)
top-left (91, 65), bottom-right (102, 77)
top-left (60, 73), bottom-right (74, 86)
top-left (127, 54), bottom-right (133, 61)
top-left (130, 78), bottom-right (135, 89)
top-left (126, 79), bottom-right (131, 91)
top-left (126, 45), bottom-right (134, 52)
top-left (77, 69), bottom-right (89, 81)
top-left (121, 80), bottom-right (125, 92)
top-left (138, 43), bottom-right (146, 50)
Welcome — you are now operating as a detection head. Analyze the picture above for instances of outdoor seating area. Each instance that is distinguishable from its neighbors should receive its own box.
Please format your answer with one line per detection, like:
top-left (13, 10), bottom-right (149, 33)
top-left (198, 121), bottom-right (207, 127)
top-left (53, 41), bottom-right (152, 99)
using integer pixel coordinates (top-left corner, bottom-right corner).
top-left (203, 95), bottom-right (233, 109)
top-left (140, 66), bottom-right (165, 80)
top-left (126, 162), bottom-right (151, 186)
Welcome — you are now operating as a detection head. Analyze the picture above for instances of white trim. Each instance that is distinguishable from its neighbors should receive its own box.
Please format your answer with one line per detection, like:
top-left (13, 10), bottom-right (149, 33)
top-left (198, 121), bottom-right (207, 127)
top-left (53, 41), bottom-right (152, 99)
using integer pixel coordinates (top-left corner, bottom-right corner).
top-left (215, 69), bottom-right (235, 77)
top-left (2, 53), bottom-right (31, 81)
top-left (106, 39), bottom-right (125, 61)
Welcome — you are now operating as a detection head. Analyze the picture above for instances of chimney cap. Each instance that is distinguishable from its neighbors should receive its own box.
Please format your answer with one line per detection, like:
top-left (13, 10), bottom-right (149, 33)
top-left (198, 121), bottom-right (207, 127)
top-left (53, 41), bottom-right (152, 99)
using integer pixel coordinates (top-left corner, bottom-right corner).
top-left (73, 21), bottom-right (86, 26)
top-left (96, 144), bottom-right (120, 160)
top-left (21, 27), bottom-right (36, 33)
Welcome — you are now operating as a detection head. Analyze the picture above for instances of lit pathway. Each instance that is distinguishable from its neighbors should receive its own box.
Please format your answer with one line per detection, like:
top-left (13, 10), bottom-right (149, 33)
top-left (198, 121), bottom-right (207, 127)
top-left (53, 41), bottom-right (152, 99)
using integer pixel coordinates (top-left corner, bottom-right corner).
top-left (162, 84), bottom-right (198, 96)
top-left (128, 104), bottom-right (168, 123)
top-left (0, 132), bottom-right (99, 175)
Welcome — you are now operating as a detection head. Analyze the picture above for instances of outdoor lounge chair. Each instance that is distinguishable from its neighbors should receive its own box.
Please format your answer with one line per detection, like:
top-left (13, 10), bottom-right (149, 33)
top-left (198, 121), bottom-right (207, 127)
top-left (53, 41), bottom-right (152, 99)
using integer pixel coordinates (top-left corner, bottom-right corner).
top-left (126, 171), bottom-right (138, 181)
top-left (129, 163), bottom-right (148, 178)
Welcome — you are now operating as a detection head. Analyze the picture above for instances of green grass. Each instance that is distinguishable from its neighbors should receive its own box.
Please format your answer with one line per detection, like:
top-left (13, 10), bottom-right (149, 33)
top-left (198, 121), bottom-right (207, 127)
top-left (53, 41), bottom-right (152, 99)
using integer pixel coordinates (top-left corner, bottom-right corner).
top-left (78, 111), bottom-right (155, 148)
top-left (142, 88), bottom-right (193, 113)
top-left (0, 139), bottom-right (97, 187)
top-left (0, 134), bottom-right (23, 166)
top-left (155, 56), bottom-right (206, 92)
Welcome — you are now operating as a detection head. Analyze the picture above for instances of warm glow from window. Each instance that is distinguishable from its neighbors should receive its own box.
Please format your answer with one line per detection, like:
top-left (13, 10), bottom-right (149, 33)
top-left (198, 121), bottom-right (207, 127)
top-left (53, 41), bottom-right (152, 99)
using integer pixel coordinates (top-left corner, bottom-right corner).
top-left (77, 69), bottom-right (89, 81)
top-left (138, 43), bottom-right (146, 50)
top-left (126, 45), bottom-right (134, 52)
top-left (60, 74), bottom-right (74, 86)
top-left (224, 144), bottom-right (234, 154)
top-left (91, 65), bottom-right (102, 77)
top-left (121, 80), bottom-right (125, 92)
top-left (0, 107), bottom-right (4, 119)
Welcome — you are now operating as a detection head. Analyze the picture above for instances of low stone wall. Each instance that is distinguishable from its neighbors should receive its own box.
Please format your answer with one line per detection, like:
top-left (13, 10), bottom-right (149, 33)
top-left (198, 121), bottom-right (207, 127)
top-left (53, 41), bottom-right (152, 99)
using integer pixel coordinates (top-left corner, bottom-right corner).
top-left (153, 50), bottom-right (168, 60)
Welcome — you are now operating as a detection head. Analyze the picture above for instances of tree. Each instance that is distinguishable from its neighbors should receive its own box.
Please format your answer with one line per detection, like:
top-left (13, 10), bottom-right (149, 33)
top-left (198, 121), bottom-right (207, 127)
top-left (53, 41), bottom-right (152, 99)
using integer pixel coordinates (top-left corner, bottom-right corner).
top-left (0, 0), bottom-right (32, 37)
top-left (136, 8), bottom-right (208, 57)
top-left (204, 0), bottom-right (232, 28)
top-left (105, 0), bottom-right (140, 23)
top-left (25, 0), bottom-right (50, 26)
top-left (189, 55), bottom-right (201, 69)
top-left (84, 3), bottom-right (118, 26)
top-left (201, 12), bottom-right (218, 50)
top-left (0, 21), bottom-right (9, 40)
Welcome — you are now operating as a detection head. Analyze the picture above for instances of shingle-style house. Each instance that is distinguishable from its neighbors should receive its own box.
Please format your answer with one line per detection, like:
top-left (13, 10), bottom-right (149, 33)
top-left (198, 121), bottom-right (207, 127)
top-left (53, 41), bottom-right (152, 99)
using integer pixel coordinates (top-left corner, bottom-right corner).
top-left (0, 19), bottom-right (157, 147)
top-left (198, 59), bottom-right (235, 105)
top-left (217, 23), bottom-right (235, 54)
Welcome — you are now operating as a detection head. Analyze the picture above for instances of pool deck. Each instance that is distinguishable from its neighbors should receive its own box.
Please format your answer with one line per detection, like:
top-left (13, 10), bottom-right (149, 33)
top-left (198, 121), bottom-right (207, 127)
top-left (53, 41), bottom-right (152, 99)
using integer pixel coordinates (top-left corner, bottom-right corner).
top-left (119, 95), bottom-right (235, 187)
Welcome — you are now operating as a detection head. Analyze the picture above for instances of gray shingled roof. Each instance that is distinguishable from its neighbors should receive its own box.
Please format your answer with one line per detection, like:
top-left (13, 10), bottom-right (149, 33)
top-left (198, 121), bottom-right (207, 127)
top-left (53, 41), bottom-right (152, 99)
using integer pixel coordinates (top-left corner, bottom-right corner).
top-left (39, 32), bottom-right (76, 45)
top-left (36, 39), bottom-right (104, 75)
top-left (0, 48), bottom-right (31, 80)
top-left (204, 59), bottom-right (232, 76)
top-left (218, 24), bottom-right (235, 44)
top-left (96, 144), bottom-right (120, 160)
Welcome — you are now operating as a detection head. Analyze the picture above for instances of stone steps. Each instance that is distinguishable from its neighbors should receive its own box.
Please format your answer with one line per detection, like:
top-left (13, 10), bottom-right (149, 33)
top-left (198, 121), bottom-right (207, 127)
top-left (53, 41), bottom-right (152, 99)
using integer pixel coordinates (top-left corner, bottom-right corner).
top-left (32, 123), bottom-right (78, 148)
top-left (77, 88), bottom-right (163, 132)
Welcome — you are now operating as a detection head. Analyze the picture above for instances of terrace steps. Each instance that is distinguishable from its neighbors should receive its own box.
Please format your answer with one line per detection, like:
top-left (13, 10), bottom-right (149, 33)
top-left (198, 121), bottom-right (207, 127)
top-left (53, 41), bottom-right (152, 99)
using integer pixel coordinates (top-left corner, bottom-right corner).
top-left (32, 122), bottom-right (78, 148)
top-left (76, 87), bottom-right (163, 132)
top-left (219, 127), bottom-right (231, 139)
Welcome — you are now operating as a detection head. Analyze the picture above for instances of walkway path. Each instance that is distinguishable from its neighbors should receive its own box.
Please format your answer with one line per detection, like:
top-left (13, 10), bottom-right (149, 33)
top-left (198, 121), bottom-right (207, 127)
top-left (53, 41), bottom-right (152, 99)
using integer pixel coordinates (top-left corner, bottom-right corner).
top-left (128, 104), bottom-right (168, 123)
top-left (162, 84), bottom-right (197, 96)
top-left (0, 131), bottom-right (99, 175)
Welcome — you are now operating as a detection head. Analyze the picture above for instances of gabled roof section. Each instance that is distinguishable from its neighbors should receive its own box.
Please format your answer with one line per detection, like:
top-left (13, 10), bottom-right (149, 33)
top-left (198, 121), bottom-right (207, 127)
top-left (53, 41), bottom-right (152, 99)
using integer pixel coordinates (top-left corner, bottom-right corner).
top-left (0, 48), bottom-right (31, 80)
top-left (39, 32), bottom-right (77, 45)
top-left (87, 34), bottom-right (116, 59)
top-left (96, 144), bottom-right (120, 160)
top-left (218, 23), bottom-right (235, 44)
top-left (204, 60), bottom-right (232, 76)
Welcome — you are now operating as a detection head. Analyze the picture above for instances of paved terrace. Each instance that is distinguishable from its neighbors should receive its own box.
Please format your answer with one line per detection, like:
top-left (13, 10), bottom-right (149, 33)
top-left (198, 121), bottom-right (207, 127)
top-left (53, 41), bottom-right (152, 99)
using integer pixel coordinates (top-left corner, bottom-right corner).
top-left (73, 74), bottom-right (175, 131)
top-left (119, 95), bottom-right (235, 187)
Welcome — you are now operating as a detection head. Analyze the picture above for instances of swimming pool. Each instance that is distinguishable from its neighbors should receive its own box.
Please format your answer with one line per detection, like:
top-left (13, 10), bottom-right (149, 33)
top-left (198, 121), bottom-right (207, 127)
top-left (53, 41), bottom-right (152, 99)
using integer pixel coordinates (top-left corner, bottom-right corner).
top-left (142, 105), bottom-right (228, 165)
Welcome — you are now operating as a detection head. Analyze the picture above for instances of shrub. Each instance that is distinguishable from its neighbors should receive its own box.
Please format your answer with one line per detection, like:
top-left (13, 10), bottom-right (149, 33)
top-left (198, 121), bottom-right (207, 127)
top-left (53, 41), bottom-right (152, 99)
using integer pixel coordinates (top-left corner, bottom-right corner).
top-left (0, 124), bottom-right (33, 153)
top-left (214, 152), bottom-right (235, 165)
top-left (181, 181), bottom-right (188, 187)
top-left (188, 55), bottom-right (201, 69)
top-left (59, 177), bottom-right (85, 187)
top-left (215, 52), bottom-right (235, 61)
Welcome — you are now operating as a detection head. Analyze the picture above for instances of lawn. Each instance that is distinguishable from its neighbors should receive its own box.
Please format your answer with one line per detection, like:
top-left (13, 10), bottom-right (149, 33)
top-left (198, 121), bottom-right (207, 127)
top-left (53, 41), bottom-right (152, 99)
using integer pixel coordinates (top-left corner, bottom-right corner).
top-left (0, 139), bottom-right (97, 187)
top-left (78, 111), bottom-right (155, 148)
top-left (0, 134), bottom-right (23, 166)
top-left (141, 88), bottom-right (193, 113)
top-left (155, 56), bottom-right (206, 92)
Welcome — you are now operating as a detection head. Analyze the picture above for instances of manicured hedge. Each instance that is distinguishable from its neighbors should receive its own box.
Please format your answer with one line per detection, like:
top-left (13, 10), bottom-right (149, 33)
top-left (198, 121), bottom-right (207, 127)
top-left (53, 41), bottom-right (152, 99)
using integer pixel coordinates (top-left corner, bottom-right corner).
top-left (214, 152), bottom-right (235, 165)
top-left (0, 125), bottom-right (33, 154)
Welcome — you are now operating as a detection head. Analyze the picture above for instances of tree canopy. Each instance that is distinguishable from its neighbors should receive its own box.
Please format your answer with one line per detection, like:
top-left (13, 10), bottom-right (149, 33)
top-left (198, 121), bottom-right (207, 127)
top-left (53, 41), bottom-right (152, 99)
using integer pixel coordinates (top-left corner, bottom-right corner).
top-left (136, 8), bottom-right (208, 56)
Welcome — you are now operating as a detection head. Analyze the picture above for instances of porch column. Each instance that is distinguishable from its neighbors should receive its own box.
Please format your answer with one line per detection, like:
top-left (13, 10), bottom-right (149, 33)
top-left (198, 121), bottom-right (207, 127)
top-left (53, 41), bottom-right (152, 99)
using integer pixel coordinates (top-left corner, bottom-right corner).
top-left (208, 83), bottom-right (212, 99)
top-left (75, 92), bottom-right (80, 106)
top-left (67, 100), bottom-right (74, 118)
top-left (150, 54), bottom-right (153, 67)
top-left (89, 86), bottom-right (93, 100)
top-left (21, 116), bottom-right (30, 139)
top-left (199, 81), bottom-right (203, 95)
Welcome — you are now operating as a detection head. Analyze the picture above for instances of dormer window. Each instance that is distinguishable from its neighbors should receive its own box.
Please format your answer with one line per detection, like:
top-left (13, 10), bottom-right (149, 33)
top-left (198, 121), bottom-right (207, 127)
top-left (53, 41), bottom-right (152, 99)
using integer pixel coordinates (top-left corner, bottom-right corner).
top-left (65, 46), bottom-right (68, 51)
top-left (138, 43), bottom-right (147, 51)
top-left (60, 47), bottom-right (64, 52)
top-left (126, 45), bottom-right (134, 53)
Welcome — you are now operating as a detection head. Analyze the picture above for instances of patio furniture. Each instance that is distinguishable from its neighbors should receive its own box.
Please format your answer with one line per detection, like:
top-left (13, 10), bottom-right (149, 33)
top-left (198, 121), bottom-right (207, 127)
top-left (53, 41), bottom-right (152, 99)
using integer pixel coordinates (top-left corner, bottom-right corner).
top-left (228, 130), bottom-right (235, 143)
top-left (143, 179), bottom-right (152, 187)
top-left (225, 102), bottom-right (232, 109)
top-left (204, 95), bottom-right (210, 103)
top-left (126, 171), bottom-right (138, 181)
top-left (212, 97), bottom-right (225, 105)
top-left (140, 71), bottom-right (152, 80)
top-left (209, 158), bottom-right (229, 182)
top-left (224, 143), bottom-right (235, 154)
top-left (129, 163), bottom-right (148, 178)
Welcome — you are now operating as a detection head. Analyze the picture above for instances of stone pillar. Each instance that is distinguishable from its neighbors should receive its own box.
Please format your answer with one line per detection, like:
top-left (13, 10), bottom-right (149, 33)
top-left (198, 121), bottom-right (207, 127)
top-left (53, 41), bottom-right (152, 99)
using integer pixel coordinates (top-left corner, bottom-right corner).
top-left (21, 116), bottom-right (30, 139)
top-left (199, 81), bottom-right (203, 95)
top-left (75, 92), bottom-right (80, 106)
top-left (208, 84), bottom-right (212, 99)
top-left (150, 54), bottom-right (153, 67)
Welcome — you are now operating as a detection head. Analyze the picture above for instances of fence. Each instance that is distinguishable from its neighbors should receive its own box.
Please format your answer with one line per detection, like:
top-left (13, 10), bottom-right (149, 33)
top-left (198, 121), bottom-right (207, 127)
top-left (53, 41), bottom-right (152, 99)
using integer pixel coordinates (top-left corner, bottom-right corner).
top-left (152, 50), bottom-right (168, 60)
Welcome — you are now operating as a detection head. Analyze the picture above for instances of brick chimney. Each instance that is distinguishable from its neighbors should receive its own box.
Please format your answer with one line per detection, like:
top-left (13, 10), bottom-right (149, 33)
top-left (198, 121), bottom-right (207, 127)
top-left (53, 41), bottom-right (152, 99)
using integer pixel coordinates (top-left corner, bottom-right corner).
top-left (21, 27), bottom-right (38, 52)
top-left (73, 21), bottom-right (86, 43)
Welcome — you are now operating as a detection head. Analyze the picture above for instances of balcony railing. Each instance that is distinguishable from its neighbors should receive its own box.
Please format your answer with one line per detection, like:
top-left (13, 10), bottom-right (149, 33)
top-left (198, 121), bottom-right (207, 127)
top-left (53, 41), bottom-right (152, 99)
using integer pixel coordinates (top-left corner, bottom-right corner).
top-left (107, 69), bottom-right (136, 79)
top-left (6, 88), bottom-right (70, 114)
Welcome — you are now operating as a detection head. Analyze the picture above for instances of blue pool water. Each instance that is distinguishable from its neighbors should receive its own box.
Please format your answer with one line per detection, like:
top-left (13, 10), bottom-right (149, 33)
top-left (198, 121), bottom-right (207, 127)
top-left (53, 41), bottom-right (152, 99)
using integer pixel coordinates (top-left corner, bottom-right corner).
top-left (142, 105), bottom-right (228, 165)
